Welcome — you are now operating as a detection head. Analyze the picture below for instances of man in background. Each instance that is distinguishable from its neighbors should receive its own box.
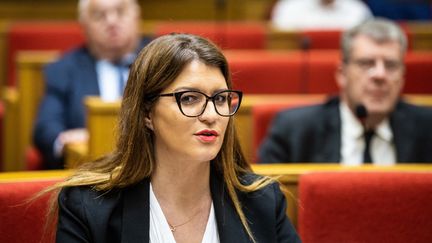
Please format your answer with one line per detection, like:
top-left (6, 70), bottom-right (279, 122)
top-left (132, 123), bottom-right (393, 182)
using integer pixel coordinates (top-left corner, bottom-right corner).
top-left (259, 18), bottom-right (432, 164)
top-left (34, 0), bottom-right (150, 169)
top-left (271, 0), bottom-right (372, 30)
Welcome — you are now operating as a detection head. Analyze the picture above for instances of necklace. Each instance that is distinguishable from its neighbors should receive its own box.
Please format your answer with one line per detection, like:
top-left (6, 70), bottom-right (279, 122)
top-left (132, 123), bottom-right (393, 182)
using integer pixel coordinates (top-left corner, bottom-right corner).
top-left (167, 208), bottom-right (203, 233)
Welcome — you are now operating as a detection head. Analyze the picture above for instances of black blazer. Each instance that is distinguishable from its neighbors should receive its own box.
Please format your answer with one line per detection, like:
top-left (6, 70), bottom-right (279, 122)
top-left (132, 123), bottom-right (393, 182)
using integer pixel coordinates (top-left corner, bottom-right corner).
top-left (56, 167), bottom-right (301, 243)
top-left (259, 97), bottom-right (432, 163)
top-left (33, 39), bottom-right (150, 169)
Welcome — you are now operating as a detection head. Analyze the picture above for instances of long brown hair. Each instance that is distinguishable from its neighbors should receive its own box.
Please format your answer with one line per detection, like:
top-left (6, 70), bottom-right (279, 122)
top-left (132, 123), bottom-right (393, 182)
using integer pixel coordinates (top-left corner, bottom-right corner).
top-left (47, 33), bottom-right (273, 242)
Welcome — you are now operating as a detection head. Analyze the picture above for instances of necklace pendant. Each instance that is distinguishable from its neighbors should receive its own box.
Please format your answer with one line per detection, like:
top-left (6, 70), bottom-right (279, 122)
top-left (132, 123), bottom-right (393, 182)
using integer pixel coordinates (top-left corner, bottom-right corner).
top-left (169, 226), bottom-right (176, 232)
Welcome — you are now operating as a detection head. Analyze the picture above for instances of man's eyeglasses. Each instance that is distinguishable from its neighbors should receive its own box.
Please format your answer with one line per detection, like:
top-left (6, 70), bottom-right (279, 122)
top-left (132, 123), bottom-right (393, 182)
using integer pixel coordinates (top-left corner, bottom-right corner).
top-left (156, 90), bottom-right (242, 117)
top-left (349, 58), bottom-right (403, 74)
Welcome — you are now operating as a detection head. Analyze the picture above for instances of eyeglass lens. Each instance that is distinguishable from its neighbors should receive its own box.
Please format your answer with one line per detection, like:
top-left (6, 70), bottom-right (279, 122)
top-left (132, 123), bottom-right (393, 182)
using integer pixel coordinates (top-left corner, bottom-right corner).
top-left (179, 91), bottom-right (240, 117)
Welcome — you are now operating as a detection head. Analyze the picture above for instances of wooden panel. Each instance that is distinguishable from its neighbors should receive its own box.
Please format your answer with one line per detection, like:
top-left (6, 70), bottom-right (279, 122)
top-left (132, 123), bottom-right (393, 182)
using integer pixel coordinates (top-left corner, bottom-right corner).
top-left (0, 20), bottom-right (10, 91)
top-left (84, 97), bottom-right (121, 160)
top-left (2, 51), bottom-right (59, 171)
top-left (64, 142), bottom-right (88, 169)
top-left (0, 0), bottom-right (274, 21)
top-left (406, 21), bottom-right (432, 50)
top-left (267, 28), bottom-right (302, 49)
top-left (2, 88), bottom-right (18, 171)
top-left (0, 169), bottom-right (70, 182)
top-left (0, 1), bottom-right (82, 20)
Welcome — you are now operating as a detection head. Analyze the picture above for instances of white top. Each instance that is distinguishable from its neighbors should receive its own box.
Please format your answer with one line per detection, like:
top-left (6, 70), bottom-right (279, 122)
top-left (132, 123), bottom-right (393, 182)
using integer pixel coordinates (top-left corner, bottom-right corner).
top-left (149, 184), bottom-right (220, 243)
top-left (340, 102), bottom-right (396, 165)
top-left (96, 60), bottom-right (129, 102)
top-left (271, 0), bottom-right (372, 30)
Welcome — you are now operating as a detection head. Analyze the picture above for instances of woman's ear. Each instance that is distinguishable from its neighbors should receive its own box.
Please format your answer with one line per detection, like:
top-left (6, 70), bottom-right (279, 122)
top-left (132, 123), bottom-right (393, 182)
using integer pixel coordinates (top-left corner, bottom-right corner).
top-left (335, 64), bottom-right (347, 90)
top-left (145, 117), bottom-right (154, 130)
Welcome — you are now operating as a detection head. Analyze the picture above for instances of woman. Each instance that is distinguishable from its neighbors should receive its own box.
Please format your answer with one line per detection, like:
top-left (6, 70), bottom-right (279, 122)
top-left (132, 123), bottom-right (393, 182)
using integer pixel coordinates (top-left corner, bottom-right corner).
top-left (51, 34), bottom-right (300, 243)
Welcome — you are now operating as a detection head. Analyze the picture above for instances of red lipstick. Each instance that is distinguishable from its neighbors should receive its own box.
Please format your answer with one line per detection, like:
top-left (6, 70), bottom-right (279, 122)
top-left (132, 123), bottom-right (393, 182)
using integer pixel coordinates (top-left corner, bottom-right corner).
top-left (195, 129), bottom-right (219, 143)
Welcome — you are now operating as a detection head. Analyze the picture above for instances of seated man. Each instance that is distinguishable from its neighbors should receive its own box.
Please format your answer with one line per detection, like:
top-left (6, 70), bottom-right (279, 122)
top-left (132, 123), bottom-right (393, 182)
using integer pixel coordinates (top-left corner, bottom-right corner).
top-left (259, 18), bottom-right (432, 164)
top-left (271, 0), bottom-right (372, 30)
top-left (33, 0), bottom-right (151, 169)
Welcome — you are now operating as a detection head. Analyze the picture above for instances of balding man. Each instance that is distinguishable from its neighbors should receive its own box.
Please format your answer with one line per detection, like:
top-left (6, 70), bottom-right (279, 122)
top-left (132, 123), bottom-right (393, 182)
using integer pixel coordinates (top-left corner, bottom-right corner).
top-left (34, 0), bottom-right (151, 169)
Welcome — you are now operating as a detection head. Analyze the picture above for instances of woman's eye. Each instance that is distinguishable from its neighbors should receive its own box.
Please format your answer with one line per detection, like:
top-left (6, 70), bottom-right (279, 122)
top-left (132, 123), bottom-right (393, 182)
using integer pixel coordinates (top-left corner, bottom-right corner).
top-left (214, 94), bottom-right (227, 104)
top-left (180, 94), bottom-right (200, 104)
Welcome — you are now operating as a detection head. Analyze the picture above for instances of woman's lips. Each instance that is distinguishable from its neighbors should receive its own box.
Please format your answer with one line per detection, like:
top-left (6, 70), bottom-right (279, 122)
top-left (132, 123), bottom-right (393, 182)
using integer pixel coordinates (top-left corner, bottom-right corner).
top-left (195, 130), bottom-right (219, 143)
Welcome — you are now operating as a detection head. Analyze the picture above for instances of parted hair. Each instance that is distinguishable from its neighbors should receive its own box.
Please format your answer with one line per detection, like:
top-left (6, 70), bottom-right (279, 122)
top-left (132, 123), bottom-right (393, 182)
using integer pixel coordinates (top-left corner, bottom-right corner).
top-left (45, 33), bottom-right (273, 242)
top-left (341, 17), bottom-right (407, 64)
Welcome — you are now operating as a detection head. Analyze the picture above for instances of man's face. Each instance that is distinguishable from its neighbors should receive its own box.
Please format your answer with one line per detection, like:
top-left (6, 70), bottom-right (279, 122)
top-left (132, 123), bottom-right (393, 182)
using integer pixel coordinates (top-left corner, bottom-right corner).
top-left (81, 0), bottom-right (140, 59)
top-left (320, 0), bottom-right (335, 7)
top-left (337, 35), bottom-right (405, 117)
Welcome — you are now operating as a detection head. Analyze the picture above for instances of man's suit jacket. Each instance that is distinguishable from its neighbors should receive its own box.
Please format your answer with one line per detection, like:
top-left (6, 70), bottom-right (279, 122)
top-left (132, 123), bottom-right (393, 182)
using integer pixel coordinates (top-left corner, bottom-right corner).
top-left (259, 97), bottom-right (432, 163)
top-left (56, 166), bottom-right (301, 243)
top-left (33, 40), bottom-right (150, 169)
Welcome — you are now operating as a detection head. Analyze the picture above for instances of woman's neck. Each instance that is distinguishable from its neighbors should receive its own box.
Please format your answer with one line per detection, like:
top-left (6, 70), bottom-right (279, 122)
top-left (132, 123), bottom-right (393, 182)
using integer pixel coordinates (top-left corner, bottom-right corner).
top-left (151, 160), bottom-right (211, 208)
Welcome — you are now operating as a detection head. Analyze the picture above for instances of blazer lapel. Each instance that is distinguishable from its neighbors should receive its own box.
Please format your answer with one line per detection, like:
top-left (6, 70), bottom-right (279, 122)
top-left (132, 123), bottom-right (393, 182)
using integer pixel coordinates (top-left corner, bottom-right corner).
top-left (78, 47), bottom-right (100, 96)
top-left (121, 179), bottom-right (150, 243)
top-left (210, 166), bottom-right (250, 243)
top-left (391, 102), bottom-right (415, 162)
top-left (317, 97), bottom-right (341, 162)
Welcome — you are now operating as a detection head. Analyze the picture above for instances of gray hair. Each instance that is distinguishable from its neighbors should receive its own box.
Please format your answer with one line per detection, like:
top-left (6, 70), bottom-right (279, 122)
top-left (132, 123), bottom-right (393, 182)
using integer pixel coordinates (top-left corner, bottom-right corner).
top-left (77, 0), bottom-right (90, 20)
top-left (341, 18), bottom-right (407, 63)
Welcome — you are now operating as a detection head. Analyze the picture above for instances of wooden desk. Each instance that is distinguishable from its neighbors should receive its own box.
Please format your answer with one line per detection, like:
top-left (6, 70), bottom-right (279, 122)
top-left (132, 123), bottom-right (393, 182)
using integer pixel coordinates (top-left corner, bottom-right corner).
top-left (85, 97), bottom-right (121, 160)
top-left (0, 169), bottom-right (70, 182)
top-left (2, 51), bottom-right (59, 171)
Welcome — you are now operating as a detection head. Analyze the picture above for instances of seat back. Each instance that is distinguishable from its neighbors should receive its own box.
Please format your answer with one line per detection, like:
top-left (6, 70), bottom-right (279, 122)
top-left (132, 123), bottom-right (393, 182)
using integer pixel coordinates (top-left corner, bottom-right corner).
top-left (252, 99), bottom-right (322, 163)
top-left (225, 50), bottom-right (304, 94)
top-left (6, 21), bottom-right (84, 87)
top-left (404, 51), bottom-right (432, 93)
top-left (0, 179), bottom-right (60, 243)
top-left (154, 21), bottom-right (267, 49)
top-left (305, 50), bottom-right (339, 94)
top-left (300, 30), bottom-right (342, 50)
top-left (298, 172), bottom-right (432, 243)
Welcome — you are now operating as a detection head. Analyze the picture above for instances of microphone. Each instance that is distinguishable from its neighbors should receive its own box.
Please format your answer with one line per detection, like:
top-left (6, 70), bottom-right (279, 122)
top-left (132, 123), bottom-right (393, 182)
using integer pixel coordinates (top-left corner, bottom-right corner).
top-left (300, 36), bottom-right (311, 93)
top-left (355, 104), bottom-right (374, 163)
top-left (215, 0), bottom-right (226, 10)
top-left (355, 104), bottom-right (368, 128)
top-left (355, 104), bottom-right (368, 121)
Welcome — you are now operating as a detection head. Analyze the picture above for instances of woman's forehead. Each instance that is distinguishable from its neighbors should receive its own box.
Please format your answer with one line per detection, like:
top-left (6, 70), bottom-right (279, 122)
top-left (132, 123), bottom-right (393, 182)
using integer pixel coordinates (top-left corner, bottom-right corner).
top-left (164, 61), bottom-right (227, 92)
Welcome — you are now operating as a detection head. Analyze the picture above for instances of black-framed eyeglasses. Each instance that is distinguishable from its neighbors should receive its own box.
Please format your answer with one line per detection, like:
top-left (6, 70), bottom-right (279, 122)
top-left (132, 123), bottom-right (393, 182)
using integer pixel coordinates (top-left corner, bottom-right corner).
top-left (156, 90), bottom-right (242, 117)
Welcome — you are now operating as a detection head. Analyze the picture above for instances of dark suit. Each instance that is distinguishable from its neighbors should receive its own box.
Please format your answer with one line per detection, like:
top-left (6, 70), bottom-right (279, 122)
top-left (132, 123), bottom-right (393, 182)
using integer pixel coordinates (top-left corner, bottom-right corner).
top-left (56, 166), bottom-right (301, 243)
top-left (33, 39), bottom-right (150, 169)
top-left (259, 97), bottom-right (432, 163)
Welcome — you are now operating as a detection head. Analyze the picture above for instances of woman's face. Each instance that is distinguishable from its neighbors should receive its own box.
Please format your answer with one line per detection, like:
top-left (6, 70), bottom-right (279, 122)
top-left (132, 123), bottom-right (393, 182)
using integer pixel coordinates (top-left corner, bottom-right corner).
top-left (149, 60), bottom-right (230, 165)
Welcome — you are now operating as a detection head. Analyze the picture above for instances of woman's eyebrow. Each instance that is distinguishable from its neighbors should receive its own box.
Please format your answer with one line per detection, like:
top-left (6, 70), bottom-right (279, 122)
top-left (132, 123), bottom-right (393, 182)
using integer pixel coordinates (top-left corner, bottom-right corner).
top-left (171, 87), bottom-right (200, 92)
top-left (171, 87), bottom-right (229, 93)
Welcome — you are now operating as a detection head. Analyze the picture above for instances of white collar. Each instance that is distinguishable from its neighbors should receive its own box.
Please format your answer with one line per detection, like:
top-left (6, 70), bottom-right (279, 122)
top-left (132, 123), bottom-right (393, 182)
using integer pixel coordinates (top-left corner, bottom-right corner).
top-left (340, 101), bottom-right (393, 142)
